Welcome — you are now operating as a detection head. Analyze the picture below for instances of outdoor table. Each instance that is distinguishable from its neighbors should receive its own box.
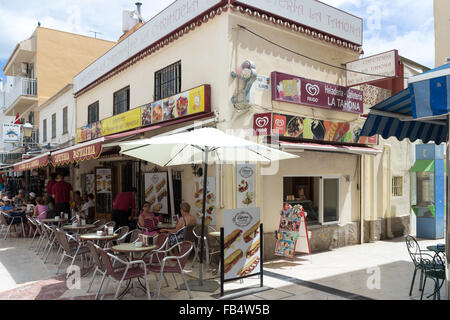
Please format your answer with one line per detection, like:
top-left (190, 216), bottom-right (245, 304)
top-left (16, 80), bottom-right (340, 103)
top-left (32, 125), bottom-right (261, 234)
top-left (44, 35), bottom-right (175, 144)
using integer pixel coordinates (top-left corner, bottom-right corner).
top-left (157, 223), bottom-right (177, 229)
top-left (427, 245), bottom-right (445, 254)
top-left (41, 218), bottom-right (68, 227)
top-left (62, 224), bottom-right (96, 234)
top-left (110, 243), bottom-right (157, 298)
top-left (79, 232), bottom-right (120, 245)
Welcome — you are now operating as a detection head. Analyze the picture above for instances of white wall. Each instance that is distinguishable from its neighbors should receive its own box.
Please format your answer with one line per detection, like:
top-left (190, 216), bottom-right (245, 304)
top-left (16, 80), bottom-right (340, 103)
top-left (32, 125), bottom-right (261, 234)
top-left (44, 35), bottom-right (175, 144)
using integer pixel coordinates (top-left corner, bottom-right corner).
top-left (38, 87), bottom-right (75, 147)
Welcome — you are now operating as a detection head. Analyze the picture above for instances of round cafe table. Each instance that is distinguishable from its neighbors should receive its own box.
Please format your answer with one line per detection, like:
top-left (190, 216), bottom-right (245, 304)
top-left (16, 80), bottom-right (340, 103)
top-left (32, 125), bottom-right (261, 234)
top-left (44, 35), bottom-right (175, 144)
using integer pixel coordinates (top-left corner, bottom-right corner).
top-left (157, 223), bottom-right (177, 229)
top-left (62, 224), bottom-right (96, 234)
top-left (79, 232), bottom-right (120, 243)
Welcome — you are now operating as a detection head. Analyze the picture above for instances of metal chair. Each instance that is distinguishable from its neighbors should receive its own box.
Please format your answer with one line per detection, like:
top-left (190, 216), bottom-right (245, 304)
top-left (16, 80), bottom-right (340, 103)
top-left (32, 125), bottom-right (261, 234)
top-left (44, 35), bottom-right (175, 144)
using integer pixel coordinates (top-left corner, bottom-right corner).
top-left (0, 212), bottom-right (25, 239)
top-left (55, 229), bottom-right (90, 278)
top-left (147, 241), bottom-right (194, 299)
top-left (405, 235), bottom-right (436, 296)
top-left (93, 219), bottom-right (107, 231)
top-left (421, 252), bottom-right (446, 300)
top-left (97, 246), bottom-right (151, 300)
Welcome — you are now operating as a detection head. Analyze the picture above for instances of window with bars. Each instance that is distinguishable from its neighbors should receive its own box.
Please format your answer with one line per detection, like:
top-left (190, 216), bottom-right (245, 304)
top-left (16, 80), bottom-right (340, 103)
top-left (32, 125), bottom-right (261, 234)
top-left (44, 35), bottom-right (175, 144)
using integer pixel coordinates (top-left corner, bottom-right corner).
top-left (62, 106), bottom-right (68, 134)
top-left (51, 113), bottom-right (56, 139)
top-left (43, 119), bottom-right (47, 142)
top-left (154, 61), bottom-right (181, 101)
top-left (113, 86), bottom-right (130, 115)
top-left (88, 101), bottom-right (99, 124)
top-left (392, 176), bottom-right (403, 197)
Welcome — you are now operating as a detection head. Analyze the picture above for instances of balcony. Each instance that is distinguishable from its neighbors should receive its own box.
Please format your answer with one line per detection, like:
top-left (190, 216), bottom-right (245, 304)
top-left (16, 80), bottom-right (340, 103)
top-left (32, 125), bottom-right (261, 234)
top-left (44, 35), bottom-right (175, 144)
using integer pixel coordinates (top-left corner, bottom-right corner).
top-left (2, 77), bottom-right (38, 116)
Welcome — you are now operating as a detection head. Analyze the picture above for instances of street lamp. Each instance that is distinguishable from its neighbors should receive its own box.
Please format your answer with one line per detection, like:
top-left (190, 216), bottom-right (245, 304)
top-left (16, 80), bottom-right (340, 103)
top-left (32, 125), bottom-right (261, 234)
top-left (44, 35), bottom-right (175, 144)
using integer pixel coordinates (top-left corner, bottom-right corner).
top-left (22, 122), bottom-right (33, 139)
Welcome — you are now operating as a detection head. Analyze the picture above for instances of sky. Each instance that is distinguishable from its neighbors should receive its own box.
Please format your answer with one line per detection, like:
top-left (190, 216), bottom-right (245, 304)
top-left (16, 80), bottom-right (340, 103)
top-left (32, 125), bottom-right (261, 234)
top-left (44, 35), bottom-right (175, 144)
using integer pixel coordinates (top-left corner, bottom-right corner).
top-left (0, 0), bottom-right (435, 83)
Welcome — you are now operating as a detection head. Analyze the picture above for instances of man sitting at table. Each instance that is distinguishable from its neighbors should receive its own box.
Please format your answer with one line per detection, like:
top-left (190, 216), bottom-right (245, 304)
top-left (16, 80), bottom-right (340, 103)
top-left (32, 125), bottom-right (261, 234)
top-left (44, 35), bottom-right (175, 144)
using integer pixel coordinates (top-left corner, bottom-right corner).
top-left (0, 197), bottom-right (14, 214)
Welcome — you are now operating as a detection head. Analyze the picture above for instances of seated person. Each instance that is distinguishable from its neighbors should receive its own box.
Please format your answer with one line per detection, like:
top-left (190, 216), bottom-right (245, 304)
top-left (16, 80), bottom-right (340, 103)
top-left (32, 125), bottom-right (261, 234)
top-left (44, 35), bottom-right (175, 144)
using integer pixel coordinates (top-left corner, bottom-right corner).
top-left (138, 201), bottom-right (163, 237)
top-left (0, 198), bottom-right (25, 225)
top-left (297, 187), bottom-right (307, 201)
top-left (80, 193), bottom-right (95, 223)
top-left (44, 196), bottom-right (56, 219)
top-left (26, 192), bottom-right (37, 206)
top-left (13, 189), bottom-right (26, 210)
top-left (0, 197), bottom-right (14, 214)
top-left (33, 197), bottom-right (48, 221)
top-left (160, 202), bottom-right (197, 248)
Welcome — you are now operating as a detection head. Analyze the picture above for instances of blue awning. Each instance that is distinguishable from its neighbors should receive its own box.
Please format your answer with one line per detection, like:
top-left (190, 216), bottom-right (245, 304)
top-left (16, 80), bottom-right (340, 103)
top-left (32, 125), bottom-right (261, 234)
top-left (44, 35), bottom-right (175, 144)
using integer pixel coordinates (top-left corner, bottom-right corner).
top-left (359, 64), bottom-right (450, 145)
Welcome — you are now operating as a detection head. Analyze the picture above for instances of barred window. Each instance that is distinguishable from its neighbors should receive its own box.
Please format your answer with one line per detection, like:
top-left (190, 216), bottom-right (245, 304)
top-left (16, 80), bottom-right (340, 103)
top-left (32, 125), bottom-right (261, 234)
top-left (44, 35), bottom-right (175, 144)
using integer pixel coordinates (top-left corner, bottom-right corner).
top-left (88, 101), bottom-right (99, 124)
top-left (154, 61), bottom-right (181, 101)
top-left (62, 107), bottom-right (68, 134)
top-left (51, 113), bottom-right (56, 139)
top-left (42, 119), bottom-right (47, 142)
top-left (113, 86), bottom-right (130, 115)
top-left (392, 176), bottom-right (403, 197)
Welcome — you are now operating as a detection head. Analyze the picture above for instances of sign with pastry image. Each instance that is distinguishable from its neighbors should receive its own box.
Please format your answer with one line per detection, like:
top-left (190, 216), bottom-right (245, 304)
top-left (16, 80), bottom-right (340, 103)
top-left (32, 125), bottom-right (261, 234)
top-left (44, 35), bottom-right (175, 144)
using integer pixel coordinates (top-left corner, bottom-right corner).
top-left (144, 172), bottom-right (169, 215)
top-left (96, 168), bottom-right (112, 194)
top-left (194, 177), bottom-right (216, 226)
top-left (236, 164), bottom-right (256, 208)
top-left (223, 207), bottom-right (261, 281)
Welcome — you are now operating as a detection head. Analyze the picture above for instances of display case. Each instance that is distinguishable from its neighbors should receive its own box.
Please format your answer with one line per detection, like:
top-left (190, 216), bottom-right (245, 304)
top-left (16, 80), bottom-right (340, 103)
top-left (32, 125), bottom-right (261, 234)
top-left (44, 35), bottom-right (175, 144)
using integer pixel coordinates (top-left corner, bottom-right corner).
top-left (410, 144), bottom-right (445, 239)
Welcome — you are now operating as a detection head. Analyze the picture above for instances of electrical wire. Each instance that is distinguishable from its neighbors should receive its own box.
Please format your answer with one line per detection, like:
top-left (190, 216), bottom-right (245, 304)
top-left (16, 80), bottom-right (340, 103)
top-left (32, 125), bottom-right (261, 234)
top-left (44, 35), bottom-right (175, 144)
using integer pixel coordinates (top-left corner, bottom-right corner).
top-left (237, 25), bottom-right (410, 81)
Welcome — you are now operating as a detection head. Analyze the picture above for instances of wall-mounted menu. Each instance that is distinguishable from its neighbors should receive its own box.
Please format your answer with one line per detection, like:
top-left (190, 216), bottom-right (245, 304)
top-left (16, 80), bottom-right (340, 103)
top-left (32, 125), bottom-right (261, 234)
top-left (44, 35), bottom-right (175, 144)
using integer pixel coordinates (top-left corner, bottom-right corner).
top-left (144, 172), bottom-right (169, 215)
top-left (96, 168), bottom-right (112, 194)
top-left (236, 164), bottom-right (256, 208)
top-left (194, 177), bottom-right (216, 226)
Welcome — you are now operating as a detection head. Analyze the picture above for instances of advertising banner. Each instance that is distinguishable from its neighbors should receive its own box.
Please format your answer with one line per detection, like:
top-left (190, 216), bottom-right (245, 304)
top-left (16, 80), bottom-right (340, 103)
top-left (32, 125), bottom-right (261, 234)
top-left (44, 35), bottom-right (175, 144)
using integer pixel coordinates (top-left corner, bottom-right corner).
top-left (141, 85), bottom-right (211, 127)
top-left (14, 154), bottom-right (49, 172)
top-left (223, 208), bottom-right (261, 281)
top-left (3, 124), bottom-right (21, 143)
top-left (101, 107), bottom-right (142, 136)
top-left (253, 113), bottom-right (272, 136)
top-left (194, 177), bottom-right (216, 226)
top-left (96, 168), bottom-right (112, 194)
top-left (144, 172), bottom-right (169, 216)
top-left (236, 164), bottom-right (256, 208)
top-left (272, 72), bottom-right (364, 114)
top-left (254, 113), bottom-right (377, 144)
top-left (77, 121), bottom-right (102, 143)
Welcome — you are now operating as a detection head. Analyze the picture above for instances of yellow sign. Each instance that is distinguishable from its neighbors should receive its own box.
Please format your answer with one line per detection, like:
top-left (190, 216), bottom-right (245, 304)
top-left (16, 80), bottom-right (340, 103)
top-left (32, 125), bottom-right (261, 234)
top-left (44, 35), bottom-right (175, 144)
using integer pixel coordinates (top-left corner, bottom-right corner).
top-left (101, 107), bottom-right (142, 136)
top-left (188, 86), bottom-right (205, 114)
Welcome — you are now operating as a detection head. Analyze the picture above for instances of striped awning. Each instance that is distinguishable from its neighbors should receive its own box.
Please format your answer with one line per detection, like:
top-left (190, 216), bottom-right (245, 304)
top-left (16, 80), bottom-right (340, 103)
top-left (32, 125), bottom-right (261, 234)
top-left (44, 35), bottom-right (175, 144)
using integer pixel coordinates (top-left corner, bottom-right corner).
top-left (360, 64), bottom-right (450, 145)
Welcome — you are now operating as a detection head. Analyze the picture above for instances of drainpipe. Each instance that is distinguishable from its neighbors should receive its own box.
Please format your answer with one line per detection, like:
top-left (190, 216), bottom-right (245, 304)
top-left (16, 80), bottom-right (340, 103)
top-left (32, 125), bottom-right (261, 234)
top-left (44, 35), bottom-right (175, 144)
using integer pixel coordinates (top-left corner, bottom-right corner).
top-left (369, 155), bottom-right (378, 242)
top-left (384, 144), bottom-right (394, 239)
top-left (359, 154), bottom-right (364, 244)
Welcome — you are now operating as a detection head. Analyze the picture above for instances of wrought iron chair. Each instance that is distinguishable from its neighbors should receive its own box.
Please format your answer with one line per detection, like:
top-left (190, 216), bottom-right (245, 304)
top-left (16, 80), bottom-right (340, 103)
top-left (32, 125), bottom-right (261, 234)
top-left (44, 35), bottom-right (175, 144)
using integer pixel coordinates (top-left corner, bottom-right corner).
top-left (55, 229), bottom-right (90, 278)
top-left (421, 252), bottom-right (446, 300)
top-left (405, 235), bottom-right (436, 296)
top-left (147, 241), bottom-right (194, 299)
top-left (97, 246), bottom-right (151, 300)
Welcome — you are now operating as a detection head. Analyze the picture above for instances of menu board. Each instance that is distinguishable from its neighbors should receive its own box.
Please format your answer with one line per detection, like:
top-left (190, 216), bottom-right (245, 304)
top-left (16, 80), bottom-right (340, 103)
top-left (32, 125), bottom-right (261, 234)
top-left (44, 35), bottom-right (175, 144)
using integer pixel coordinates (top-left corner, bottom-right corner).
top-left (274, 204), bottom-right (310, 259)
top-left (223, 208), bottom-right (261, 281)
top-left (85, 174), bottom-right (95, 195)
top-left (194, 177), bottom-right (216, 226)
top-left (144, 172), bottom-right (169, 215)
top-left (96, 168), bottom-right (112, 194)
top-left (236, 164), bottom-right (256, 208)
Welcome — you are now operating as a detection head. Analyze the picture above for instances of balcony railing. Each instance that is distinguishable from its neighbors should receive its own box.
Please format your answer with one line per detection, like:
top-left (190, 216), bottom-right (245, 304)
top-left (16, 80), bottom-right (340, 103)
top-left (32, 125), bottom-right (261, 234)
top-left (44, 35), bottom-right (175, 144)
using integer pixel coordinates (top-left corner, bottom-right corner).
top-left (2, 77), bottom-right (37, 111)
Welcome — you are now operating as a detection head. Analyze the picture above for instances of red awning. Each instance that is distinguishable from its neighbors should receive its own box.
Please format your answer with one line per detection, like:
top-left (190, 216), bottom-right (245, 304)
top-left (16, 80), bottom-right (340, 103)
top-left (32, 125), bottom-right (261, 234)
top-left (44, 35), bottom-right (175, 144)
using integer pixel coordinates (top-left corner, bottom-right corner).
top-left (14, 153), bottom-right (50, 172)
top-left (51, 138), bottom-right (104, 167)
top-left (279, 141), bottom-right (382, 155)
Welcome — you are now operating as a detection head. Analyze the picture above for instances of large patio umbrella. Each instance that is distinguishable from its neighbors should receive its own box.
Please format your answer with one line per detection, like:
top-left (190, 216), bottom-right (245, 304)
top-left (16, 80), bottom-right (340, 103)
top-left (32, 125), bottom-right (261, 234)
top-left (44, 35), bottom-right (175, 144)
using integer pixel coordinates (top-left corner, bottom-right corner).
top-left (117, 127), bottom-right (298, 290)
top-left (359, 63), bottom-right (450, 299)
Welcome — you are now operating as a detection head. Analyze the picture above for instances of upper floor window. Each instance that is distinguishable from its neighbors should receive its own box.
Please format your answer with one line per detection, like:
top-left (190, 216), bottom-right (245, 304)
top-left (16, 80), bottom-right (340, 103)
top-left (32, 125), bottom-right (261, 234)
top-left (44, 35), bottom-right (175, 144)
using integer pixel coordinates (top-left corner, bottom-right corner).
top-left (154, 61), bottom-right (181, 101)
top-left (51, 113), bottom-right (56, 138)
top-left (113, 86), bottom-right (130, 115)
top-left (88, 101), bottom-right (99, 124)
top-left (42, 119), bottom-right (47, 142)
top-left (62, 107), bottom-right (68, 134)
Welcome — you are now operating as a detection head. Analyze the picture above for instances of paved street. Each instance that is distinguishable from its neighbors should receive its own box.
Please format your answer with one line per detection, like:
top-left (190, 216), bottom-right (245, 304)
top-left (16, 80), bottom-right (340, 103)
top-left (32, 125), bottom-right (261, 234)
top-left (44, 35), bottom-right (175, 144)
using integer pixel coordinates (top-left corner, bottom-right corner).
top-left (0, 235), bottom-right (444, 300)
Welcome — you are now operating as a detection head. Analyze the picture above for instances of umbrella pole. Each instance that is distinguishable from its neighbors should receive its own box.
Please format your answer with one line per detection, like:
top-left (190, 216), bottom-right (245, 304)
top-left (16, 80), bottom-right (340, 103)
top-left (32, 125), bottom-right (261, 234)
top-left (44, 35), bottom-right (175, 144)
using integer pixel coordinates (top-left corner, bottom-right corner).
top-left (199, 147), bottom-right (209, 286)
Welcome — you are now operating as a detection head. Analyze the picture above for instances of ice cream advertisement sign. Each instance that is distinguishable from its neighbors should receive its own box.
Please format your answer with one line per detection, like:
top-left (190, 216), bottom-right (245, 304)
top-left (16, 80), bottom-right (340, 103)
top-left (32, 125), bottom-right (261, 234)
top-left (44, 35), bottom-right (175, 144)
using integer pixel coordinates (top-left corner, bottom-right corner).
top-left (271, 72), bottom-right (363, 114)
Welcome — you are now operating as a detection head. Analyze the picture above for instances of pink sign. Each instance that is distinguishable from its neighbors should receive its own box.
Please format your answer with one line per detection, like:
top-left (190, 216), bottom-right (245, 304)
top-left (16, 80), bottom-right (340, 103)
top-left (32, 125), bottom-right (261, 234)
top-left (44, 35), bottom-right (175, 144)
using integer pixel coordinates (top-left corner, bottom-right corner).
top-left (253, 113), bottom-right (272, 136)
top-left (272, 72), bottom-right (363, 114)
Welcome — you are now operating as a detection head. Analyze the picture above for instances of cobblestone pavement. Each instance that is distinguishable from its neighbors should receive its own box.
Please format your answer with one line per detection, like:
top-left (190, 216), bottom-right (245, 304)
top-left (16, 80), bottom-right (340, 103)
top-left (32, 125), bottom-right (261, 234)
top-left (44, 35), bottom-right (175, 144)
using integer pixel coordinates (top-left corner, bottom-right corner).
top-left (0, 236), bottom-right (444, 300)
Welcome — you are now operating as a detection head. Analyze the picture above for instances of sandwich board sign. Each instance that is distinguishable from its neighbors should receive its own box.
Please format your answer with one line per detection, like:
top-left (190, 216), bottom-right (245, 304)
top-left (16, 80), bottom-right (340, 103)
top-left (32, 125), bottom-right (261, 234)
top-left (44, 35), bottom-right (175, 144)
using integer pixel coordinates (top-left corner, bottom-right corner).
top-left (275, 204), bottom-right (311, 259)
top-left (221, 207), bottom-right (263, 296)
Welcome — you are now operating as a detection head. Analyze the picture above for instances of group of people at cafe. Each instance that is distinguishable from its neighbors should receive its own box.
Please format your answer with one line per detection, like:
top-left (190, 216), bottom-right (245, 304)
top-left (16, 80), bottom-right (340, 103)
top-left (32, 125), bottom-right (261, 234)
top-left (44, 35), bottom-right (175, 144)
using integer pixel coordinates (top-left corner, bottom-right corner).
top-left (0, 172), bottom-right (96, 236)
top-left (0, 172), bottom-right (197, 246)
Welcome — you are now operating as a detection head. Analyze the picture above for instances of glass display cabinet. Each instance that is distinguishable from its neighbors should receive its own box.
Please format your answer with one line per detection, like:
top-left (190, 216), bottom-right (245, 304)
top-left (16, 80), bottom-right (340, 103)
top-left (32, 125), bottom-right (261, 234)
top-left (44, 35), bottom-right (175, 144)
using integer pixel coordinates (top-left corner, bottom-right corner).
top-left (410, 144), bottom-right (445, 239)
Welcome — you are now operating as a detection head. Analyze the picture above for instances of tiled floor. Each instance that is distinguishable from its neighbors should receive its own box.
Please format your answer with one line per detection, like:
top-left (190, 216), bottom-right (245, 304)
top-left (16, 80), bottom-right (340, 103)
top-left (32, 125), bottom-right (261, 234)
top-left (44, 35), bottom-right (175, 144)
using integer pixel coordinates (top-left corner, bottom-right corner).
top-left (0, 235), bottom-right (445, 300)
